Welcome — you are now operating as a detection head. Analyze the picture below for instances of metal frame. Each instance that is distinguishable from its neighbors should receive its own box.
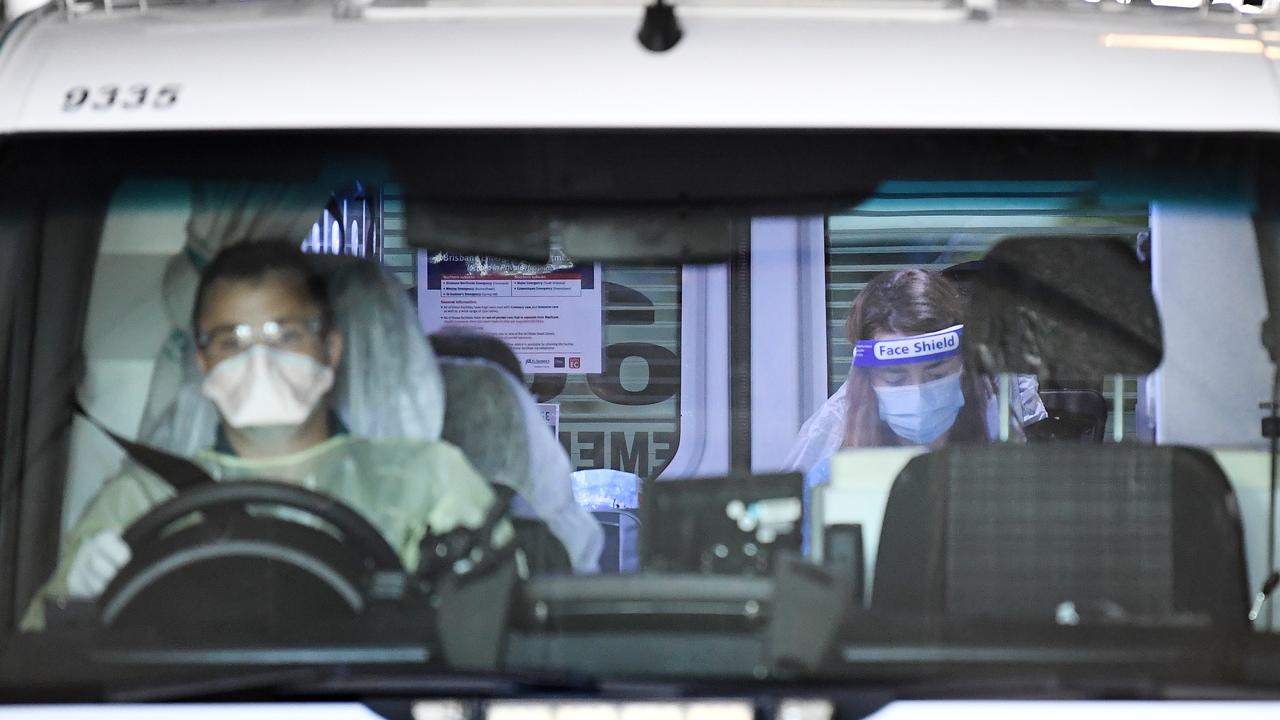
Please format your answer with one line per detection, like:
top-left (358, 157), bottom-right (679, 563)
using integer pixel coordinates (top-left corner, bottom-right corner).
top-left (748, 216), bottom-right (828, 473)
top-left (659, 264), bottom-right (730, 480)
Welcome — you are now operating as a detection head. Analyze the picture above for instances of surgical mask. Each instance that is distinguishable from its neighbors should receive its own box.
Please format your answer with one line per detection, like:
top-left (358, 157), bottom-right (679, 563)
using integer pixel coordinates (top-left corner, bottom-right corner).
top-left (873, 371), bottom-right (965, 445)
top-left (201, 344), bottom-right (335, 429)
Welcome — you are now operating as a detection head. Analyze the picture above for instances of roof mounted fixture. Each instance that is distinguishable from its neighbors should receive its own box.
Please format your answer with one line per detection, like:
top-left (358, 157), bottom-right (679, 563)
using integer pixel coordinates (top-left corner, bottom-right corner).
top-left (638, 0), bottom-right (682, 52)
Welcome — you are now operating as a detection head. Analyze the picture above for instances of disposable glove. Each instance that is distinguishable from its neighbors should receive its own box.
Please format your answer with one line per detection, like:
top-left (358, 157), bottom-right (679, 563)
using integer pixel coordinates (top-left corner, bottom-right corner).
top-left (66, 531), bottom-right (131, 599)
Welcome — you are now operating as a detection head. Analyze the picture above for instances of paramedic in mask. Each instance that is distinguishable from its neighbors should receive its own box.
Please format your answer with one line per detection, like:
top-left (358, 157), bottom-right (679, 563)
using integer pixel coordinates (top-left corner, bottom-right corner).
top-left (22, 241), bottom-right (507, 631)
top-left (784, 268), bottom-right (1031, 492)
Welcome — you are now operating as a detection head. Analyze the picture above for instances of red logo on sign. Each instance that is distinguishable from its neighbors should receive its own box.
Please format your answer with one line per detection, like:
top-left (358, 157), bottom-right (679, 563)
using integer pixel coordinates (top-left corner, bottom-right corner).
top-left (568, 357), bottom-right (581, 369)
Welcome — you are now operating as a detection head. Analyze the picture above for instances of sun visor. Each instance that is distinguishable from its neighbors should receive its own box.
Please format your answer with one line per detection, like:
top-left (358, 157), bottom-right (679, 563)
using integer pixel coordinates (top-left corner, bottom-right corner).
top-left (966, 236), bottom-right (1163, 379)
top-left (405, 202), bottom-right (738, 264)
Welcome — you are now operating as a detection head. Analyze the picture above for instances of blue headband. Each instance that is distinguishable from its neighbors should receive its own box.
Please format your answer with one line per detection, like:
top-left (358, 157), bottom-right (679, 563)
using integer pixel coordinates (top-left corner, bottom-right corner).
top-left (853, 324), bottom-right (963, 368)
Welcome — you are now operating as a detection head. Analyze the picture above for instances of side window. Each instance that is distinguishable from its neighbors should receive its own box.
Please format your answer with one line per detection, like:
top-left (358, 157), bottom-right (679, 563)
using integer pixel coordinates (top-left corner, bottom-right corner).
top-left (541, 266), bottom-right (681, 477)
top-left (411, 256), bottom-right (683, 478)
top-left (380, 188), bottom-right (417, 287)
top-left (312, 185), bottom-right (687, 477)
top-left (824, 182), bottom-right (1151, 440)
top-left (304, 184), bottom-right (410, 283)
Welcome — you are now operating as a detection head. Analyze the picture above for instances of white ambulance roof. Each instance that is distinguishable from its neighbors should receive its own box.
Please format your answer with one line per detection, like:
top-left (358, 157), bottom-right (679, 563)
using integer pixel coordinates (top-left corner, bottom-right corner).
top-left (1, 0), bottom-right (1279, 133)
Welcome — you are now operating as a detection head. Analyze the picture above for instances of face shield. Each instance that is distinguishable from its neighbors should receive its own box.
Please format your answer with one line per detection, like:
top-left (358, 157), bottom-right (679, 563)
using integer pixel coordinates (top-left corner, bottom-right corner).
top-left (854, 325), bottom-right (966, 445)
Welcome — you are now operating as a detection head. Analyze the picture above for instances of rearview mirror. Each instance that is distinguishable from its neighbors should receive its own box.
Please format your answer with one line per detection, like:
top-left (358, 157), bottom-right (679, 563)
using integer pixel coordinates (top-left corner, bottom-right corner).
top-left (966, 236), bottom-right (1163, 380)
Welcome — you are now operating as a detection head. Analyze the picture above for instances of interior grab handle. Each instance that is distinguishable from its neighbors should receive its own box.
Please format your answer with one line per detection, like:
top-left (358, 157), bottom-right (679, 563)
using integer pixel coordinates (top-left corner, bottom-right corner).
top-left (1249, 570), bottom-right (1280, 623)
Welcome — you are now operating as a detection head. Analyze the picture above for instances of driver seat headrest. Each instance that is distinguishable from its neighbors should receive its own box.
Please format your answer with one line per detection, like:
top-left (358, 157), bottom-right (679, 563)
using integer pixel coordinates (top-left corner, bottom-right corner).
top-left (434, 356), bottom-right (532, 497)
top-left (430, 330), bottom-right (524, 382)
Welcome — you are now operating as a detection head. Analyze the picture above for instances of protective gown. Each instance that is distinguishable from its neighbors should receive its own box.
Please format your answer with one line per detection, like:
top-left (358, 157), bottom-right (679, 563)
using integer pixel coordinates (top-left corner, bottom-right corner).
top-left (22, 434), bottom-right (505, 631)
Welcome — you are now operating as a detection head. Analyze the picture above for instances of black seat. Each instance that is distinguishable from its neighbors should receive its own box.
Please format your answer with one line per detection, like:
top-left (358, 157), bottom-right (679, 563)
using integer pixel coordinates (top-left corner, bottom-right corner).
top-left (512, 517), bottom-right (574, 575)
top-left (1025, 389), bottom-right (1109, 443)
top-left (872, 445), bottom-right (1250, 630)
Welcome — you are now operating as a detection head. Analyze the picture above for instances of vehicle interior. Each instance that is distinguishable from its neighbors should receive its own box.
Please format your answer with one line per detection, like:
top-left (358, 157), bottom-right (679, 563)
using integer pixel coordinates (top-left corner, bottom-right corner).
top-left (3, 130), bottom-right (1280, 702)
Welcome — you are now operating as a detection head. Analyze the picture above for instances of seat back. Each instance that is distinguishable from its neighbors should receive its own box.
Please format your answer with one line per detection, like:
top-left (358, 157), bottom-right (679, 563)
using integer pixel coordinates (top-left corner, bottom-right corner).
top-left (433, 350), bottom-right (583, 575)
top-left (872, 445), bottom-right (1249, 630)
top-left (432, 332), bottom-right (607, 575)
top-left (435, 358), bottom-right (532, 495)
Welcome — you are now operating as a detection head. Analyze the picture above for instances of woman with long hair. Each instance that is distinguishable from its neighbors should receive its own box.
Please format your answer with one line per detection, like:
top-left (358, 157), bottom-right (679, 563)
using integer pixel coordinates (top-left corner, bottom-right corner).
top-left (786, 268), bottom-right (1042, 480)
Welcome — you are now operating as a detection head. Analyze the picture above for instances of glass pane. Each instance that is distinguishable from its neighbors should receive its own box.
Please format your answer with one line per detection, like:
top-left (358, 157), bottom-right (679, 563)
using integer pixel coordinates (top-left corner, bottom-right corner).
top-left (824, 182), bottom-right (1151, 444)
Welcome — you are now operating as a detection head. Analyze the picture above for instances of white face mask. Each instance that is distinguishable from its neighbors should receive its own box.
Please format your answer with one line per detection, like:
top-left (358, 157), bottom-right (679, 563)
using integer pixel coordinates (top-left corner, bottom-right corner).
top-left (201, 344), bottom-right (335, 429)
top-left (873, 371), bottom-right (965, 445)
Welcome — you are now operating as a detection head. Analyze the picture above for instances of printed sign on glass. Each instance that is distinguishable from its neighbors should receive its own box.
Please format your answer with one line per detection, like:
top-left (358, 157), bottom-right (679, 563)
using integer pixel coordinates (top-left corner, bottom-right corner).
top-left (417, 251), bottom-right (604, 374)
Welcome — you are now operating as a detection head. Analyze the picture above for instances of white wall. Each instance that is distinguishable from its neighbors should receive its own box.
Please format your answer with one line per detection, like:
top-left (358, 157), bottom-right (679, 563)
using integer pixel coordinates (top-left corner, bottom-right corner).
top-left (63, 181), bottom-right (190, 536)
top-left (1151, 202), bottom-right (1272, 448)
top-left (3, 0), bottom-right (46, 21)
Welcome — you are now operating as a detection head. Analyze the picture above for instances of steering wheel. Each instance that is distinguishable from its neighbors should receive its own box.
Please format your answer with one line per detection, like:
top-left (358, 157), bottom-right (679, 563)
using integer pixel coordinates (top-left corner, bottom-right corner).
top-left (100, 480), bottom-right (405, 630)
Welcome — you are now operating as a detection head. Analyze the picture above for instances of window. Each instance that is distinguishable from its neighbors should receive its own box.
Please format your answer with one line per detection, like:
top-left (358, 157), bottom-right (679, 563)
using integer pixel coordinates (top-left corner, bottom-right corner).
top-left (542, 265), bottom-right (682, 476)
top-left (6, 131), bottom-right (1277, 687)
top-left (825, 182), bottom-right (1151, 440)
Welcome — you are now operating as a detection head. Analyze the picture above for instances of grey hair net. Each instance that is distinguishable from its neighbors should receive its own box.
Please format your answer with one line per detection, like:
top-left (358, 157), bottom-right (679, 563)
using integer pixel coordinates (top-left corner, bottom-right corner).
top-left (437, 356), bottom-right (603, 574)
